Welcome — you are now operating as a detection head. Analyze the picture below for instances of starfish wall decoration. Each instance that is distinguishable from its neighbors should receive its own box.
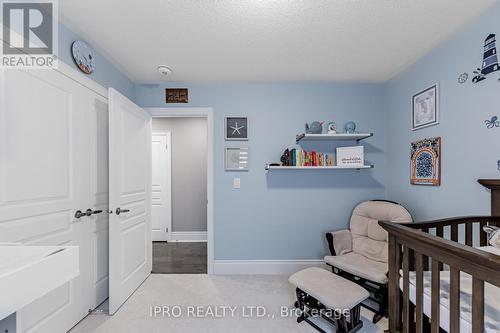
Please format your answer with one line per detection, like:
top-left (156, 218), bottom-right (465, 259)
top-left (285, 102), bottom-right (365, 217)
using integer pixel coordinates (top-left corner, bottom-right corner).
top-left (231, 122), bottom-right (244, 135)
top-left (225, 117), bottom-right (248, 140)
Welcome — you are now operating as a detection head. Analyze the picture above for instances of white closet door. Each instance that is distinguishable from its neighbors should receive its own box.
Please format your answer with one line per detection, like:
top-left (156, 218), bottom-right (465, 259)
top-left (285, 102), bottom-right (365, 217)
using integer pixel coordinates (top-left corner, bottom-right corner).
top-left (108, 88), bottom-right (152, 315)
top-left (151, 133), bottom-right (171, 242)
top-left (0, 67), bottom-right (90, 332)
top-left (82, 92), bottom-right (110, 311)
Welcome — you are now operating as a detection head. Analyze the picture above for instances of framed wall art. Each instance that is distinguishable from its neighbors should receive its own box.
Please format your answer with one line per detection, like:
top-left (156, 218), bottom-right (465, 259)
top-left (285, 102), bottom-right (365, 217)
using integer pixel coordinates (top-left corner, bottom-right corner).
top-left (410, 137), bottom-right (441, 186)
top-left (225, 147), bottom-right (249, 171)
top-left (165, 88), bottom-right (188, 103)
top-left (225, 116), bottom-right (248, 141)
top-left (412, 83), bottom-right (439, 130)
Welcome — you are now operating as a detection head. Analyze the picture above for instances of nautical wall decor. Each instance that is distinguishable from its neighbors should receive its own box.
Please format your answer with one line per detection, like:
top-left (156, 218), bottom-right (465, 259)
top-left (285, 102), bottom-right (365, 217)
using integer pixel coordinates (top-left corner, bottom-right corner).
top-left (412, 83), bottom-right (439, 130)
top-left (225, 147), bottom-right (249, 171)
top-left (225, 116), bottom-right (248, 140)
top-left (497, 160), bottom-right (500, 171)
top-left (410, 137), bottom-right (441, 186)
top-left (485, 116), bottom-right (499, 129)
top-left (71, 40), bottom-right (95, 74)
top-left (472, 34), bottom-right (499, 83)
top-left (458, 72), bottom-right (469, 84)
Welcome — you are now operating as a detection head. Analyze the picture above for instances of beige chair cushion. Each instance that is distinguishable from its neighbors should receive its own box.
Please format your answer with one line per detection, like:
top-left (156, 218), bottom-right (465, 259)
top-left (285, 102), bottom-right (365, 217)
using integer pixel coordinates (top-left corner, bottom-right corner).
top-left (324, 252), bottom-right (389, 284)
top-left (289, 267), bottom-right (369, 309)
top-left (350, 201), bottom-right (412, 262)
top-left (328, 229), bottom-right (352, 255)
top-left (352, 237), bottom-right (388, 263)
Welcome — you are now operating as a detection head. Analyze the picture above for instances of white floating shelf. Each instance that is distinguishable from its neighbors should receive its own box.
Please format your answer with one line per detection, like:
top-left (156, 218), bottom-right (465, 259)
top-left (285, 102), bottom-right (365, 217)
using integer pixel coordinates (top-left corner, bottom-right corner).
top-left (296, 133), bottom-right (373, 143)
top-left (265, 165), bottom-right (373, 171)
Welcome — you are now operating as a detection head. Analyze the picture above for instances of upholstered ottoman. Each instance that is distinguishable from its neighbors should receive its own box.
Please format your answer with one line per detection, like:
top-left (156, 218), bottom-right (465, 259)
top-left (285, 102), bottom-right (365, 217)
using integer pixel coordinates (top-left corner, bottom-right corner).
top-left (289, 267), bottom-right (369, 333)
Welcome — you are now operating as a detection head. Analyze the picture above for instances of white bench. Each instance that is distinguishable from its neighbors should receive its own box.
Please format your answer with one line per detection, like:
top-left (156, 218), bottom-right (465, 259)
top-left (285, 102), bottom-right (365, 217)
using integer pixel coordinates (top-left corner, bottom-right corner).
top-left (289, 267), bottom-right (369, 333)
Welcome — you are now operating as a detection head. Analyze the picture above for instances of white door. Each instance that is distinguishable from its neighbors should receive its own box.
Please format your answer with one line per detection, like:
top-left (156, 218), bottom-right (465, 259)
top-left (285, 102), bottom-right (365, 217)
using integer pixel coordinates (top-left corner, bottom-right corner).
top-left (0, 63), bottom-right (108, 332)
top-left (108, 88), bottom-right (152, 315)
top-left (84, 95), bottom-right (110, 310)
top-left (151, 133), bottom-right (172, 242)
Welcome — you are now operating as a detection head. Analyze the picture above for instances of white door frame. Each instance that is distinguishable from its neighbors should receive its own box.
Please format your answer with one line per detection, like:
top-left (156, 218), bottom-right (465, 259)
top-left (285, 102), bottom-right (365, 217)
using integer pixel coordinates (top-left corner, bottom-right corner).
top-left (151, 131), bottom-right (172, 242)
top-left (147, 107), bottom-right (214, 275)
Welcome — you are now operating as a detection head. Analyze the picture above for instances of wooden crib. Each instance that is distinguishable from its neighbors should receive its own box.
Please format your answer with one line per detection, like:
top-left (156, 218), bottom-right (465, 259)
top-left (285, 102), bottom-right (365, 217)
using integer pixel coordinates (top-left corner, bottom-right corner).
top-left (380, 180), bottom-right (500, 333)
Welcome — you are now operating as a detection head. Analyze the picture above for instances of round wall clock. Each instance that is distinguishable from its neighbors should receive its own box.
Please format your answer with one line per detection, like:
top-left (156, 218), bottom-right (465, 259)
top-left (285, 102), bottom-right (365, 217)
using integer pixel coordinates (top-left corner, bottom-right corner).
top-left (71, 40), bottom-right (95, 74)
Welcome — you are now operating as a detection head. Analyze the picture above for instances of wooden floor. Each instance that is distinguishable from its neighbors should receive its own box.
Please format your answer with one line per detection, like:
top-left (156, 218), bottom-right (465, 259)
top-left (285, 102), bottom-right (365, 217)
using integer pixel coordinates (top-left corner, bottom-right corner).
top-left (152, 242), bottom-right (207, 274)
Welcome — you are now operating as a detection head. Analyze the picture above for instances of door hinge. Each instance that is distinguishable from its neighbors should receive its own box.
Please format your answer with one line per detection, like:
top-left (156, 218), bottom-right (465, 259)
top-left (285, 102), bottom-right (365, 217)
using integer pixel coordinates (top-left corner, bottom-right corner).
top-left (166, 227), bottom-right (169, 232)
top-left (165, 144), bottom-right (168, 150)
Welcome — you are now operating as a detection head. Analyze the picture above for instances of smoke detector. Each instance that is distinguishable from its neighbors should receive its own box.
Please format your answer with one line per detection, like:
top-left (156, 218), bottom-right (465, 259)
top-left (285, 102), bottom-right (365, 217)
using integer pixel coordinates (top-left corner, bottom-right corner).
top-left (157, 65), bottom-right (173, 77)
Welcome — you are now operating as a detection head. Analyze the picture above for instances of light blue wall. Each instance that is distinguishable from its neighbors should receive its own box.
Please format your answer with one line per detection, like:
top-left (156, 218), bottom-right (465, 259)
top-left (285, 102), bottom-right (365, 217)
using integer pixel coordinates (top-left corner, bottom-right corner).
top-left (57, 22), bottom-right (135, 99)
top-left (385, 3), bottom-right (500, 221)
top-left (135, 82), bottom-right (387, 260)
top-left (54, 1), bottom-right (500, 259)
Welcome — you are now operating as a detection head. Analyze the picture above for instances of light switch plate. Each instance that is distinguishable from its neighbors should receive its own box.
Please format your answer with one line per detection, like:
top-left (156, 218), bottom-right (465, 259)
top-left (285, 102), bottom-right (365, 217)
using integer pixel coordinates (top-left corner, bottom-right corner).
top-left (233, 178), bottom-right (241, 189)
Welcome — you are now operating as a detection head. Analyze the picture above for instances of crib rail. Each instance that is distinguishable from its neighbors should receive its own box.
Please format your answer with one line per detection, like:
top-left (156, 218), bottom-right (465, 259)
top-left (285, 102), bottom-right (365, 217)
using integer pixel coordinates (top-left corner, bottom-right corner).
top-left (380, 216), bottom-right (500, 333)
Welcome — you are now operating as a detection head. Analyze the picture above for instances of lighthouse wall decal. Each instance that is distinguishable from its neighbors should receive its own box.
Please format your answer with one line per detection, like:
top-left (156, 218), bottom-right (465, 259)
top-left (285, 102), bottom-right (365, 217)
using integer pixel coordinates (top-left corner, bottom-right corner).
top-left (473, 33), bottom-right (499, 83)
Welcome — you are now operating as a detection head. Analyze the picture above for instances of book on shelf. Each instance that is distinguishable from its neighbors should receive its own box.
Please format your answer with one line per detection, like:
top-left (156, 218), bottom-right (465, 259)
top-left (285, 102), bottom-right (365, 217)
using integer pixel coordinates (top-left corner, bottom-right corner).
top-left (286, 148), bottom-right (335, 167)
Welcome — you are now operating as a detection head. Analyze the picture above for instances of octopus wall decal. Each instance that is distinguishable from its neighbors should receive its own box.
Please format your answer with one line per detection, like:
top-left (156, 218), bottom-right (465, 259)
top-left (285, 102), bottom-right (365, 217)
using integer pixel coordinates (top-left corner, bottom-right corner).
top-left (485, 116), bottom-right (499, 129)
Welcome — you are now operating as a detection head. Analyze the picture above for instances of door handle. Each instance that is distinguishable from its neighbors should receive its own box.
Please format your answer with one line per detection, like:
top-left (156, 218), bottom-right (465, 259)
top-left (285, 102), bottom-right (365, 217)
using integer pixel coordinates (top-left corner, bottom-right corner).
top-left (74, 210), bottom-right (86, 219)
top-left (115, 208), bottom-right (130, 215)
top-left (85, 209), bottom-right (103, 216)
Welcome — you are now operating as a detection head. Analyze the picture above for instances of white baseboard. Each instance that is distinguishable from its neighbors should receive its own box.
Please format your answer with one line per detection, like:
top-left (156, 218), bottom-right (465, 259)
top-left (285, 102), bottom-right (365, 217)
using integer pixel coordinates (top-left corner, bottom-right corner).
top-left (170, 231), bottom-right (207, 242)
top-left (213, 259), bottom-right (327, 275)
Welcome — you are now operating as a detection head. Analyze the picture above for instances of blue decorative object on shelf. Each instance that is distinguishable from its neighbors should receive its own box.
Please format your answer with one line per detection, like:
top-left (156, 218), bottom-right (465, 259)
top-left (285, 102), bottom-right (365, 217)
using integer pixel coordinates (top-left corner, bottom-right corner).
top-left (485, 116), bottom-right (499, 129)
top-left (305, 121), bottom-right (323, 134)
top-left (344, 121), bottom-right (356, 134)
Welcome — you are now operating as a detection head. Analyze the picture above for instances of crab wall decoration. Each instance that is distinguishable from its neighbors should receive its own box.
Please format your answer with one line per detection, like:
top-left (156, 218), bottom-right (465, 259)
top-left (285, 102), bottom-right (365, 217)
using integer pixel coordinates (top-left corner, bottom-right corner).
top-left (485, 116), bottom-right (499, 129)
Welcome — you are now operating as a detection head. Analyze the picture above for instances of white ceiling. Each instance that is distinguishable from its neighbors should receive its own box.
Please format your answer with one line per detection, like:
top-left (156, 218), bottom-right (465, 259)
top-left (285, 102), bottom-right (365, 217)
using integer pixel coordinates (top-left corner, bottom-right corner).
top-left (59, 0), bottom-right (495, 83)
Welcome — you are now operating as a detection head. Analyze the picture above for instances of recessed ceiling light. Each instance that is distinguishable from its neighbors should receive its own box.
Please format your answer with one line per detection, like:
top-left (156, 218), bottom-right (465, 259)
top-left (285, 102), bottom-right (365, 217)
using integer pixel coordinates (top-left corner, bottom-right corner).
top-left (157, 65), bottom-right (173, 77)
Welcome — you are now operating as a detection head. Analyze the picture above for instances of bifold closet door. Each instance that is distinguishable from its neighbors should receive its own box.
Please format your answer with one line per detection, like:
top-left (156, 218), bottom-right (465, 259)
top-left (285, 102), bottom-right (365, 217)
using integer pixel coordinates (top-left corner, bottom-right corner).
top-left (108, 88), bottom-right (152, 315)
top-left (0, 66), bottom-right (91, 332)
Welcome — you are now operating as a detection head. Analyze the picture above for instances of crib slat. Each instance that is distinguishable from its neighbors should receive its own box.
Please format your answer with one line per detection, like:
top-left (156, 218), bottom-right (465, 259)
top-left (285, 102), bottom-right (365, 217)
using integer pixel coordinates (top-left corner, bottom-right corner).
top-left (408, 248), bottom-right (415, 271)
top-left (402, 247), bottom-right (410, 333)
top-left (408, 249), bottom-right (415, 330)
top-left (479, 221), bottom-right (487, 246)
top-left (466, 223), bottom-right (473, 246)
top-left (436, 226), bottom-right (444, 270)
top-left (388, 235), bottom-right (402, 332)
top-left (423, 255), bottom-right (429, 271)
top-left (449, 267), bottom-right (460, 333)
top-left (436, 225), bottom-right (443, 238)
top-left (421, 228), bottom-right (429, 270)
top-left (431, 259), bottom-right (440, 333)
top-left (415, 253), bottom-right (424, 333)
top-left (472, 277), bottom-right (485, 333)
top-left (451, 224), bottom-right (458, 242)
